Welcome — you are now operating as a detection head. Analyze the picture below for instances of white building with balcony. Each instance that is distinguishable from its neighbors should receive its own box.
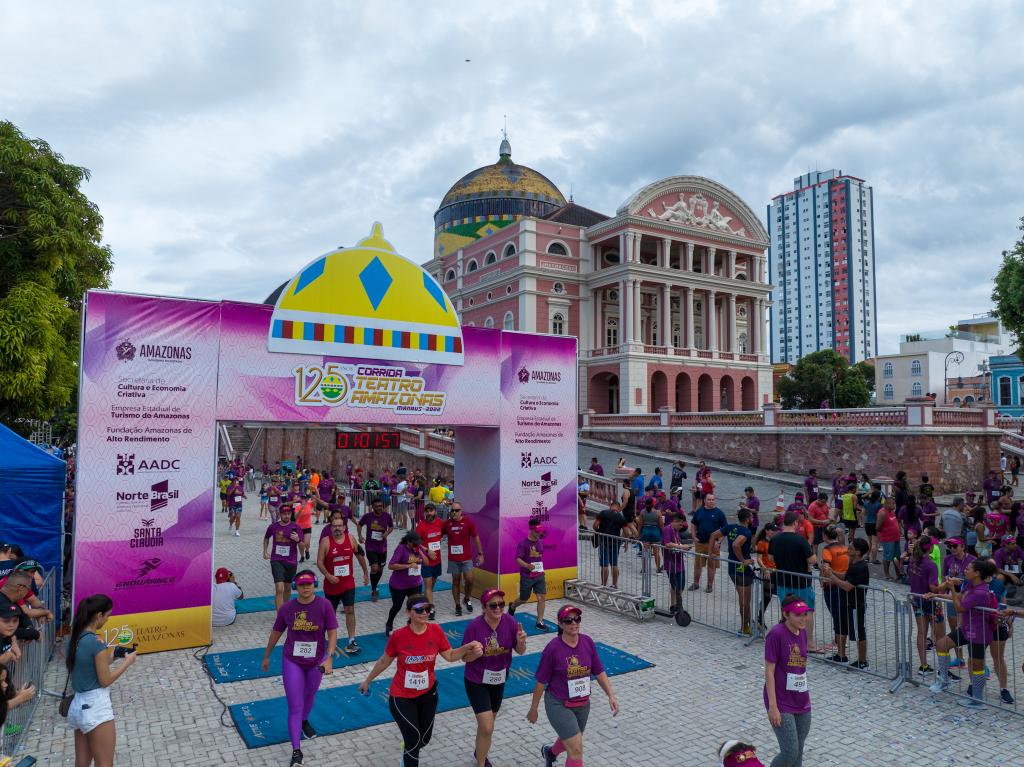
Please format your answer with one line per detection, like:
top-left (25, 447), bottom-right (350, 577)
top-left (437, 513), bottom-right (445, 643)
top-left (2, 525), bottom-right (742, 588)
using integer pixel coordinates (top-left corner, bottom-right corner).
top-left (426, 139), bottom-right (773, 415)
top-left (874, 314), bottom-right (1013, 405)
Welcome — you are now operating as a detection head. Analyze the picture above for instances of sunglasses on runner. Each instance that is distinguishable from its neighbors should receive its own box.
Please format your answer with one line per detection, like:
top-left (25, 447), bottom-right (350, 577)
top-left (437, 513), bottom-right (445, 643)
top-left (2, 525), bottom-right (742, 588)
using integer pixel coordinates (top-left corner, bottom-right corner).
top-left (411, 604), bottom-right (434, 614)
top-left (559, 616), bottom-right (582, 625)
top-left (486, 601), bottom-right (506, 609)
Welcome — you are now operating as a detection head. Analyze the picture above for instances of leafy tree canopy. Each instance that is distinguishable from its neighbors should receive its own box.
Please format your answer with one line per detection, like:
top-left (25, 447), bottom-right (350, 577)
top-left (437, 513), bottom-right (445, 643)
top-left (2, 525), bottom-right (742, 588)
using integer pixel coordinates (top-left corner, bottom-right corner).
top-left (777, 349), bottom-right (871, 409)
top-left (0, 121), bottom-right (113, 422)
top-left (992, 216), bottom-right (1024, 358)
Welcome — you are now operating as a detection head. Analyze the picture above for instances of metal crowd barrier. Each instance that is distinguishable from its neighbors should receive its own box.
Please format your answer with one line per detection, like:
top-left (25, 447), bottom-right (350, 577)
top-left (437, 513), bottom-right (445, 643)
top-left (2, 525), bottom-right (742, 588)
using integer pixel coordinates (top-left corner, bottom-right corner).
top-left (899, 593), bottom-right (1020, 714)
top-left (1, 567), bottom-right (58, 756)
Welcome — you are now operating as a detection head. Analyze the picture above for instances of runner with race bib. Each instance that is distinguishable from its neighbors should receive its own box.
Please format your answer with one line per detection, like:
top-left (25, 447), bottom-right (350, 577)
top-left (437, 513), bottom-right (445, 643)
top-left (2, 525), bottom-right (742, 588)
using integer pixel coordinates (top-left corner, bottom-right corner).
top-left (462, 588), bottom-right (529, 767)
top-left (360, 595), bottom-right (483, 767)
top-left (509, 518), bottom-right (549, 630)
top-left (261, 570), bottom-right (338, 767)
top-left (528, 605), bottom-right (619, 767)
top-left (316, 509), bottom-right (369, 656)
top-left (764, 595), bottom-right (812, 767)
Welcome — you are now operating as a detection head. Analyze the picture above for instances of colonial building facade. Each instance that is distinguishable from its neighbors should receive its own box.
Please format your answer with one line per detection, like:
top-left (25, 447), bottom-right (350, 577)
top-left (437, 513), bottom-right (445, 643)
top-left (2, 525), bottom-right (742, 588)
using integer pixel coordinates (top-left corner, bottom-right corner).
top-left (426, 141), bottom-right (773, 415)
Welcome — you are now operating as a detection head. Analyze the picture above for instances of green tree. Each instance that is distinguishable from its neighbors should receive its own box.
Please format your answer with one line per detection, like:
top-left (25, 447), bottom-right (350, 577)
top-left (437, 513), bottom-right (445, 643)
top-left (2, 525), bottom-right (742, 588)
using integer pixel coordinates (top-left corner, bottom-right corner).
top-left (0, 121), bottom-right (113, 423)
top-left (777, 349), bottom-right (871, 409)
top-left (852, 360), bottom-right (875, 398)
top-left (992, 216), bottom-right (1024, 357)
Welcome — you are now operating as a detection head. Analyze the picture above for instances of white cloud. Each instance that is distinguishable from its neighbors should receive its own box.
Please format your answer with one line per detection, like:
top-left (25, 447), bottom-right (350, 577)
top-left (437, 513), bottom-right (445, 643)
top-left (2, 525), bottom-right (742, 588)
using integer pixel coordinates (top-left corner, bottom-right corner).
top-left (2, 0), bottom-right (1022, 354)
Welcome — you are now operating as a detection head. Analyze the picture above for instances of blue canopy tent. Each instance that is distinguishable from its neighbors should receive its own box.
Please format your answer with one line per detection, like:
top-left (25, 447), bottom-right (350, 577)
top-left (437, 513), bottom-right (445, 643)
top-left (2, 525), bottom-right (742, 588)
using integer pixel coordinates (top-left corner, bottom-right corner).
top-left (0, 423), bottom-right (65, 579)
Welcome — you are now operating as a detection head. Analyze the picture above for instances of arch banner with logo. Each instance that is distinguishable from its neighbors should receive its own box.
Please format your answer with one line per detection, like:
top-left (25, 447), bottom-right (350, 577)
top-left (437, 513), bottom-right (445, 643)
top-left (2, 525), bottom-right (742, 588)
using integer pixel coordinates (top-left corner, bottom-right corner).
top-left (74, 290), bottom-right (577, 652)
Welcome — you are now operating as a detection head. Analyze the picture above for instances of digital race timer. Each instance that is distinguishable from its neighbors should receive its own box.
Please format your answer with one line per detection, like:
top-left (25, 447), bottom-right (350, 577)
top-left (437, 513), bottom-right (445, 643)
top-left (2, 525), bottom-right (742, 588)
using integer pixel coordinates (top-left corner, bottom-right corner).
top-left (335, 431), bottom-right (401, 450)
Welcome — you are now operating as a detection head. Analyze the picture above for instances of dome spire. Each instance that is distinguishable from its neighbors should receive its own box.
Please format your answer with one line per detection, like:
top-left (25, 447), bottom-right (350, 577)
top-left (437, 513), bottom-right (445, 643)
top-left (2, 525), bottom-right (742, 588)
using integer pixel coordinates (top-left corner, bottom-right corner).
top-left (499, 116), bottom-right (511, 161)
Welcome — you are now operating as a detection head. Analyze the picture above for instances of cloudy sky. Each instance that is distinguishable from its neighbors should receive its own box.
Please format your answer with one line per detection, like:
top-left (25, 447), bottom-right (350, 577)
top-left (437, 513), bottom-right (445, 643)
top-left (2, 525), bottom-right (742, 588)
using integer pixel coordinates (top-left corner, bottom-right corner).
top-left (3, 1), bottom-right (1022, 354)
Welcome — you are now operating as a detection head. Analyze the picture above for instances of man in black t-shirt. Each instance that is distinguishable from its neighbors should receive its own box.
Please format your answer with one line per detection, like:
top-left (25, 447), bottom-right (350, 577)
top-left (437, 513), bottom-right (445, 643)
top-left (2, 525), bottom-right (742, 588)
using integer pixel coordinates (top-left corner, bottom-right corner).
top-left (594, 502), bottom-right (628, 588)
top-left (670, 460), bottom-right (687, 494)
top-left (769, 510), bottom-right (819, 650)
top-left (826, 537), bottom-right (871, 669)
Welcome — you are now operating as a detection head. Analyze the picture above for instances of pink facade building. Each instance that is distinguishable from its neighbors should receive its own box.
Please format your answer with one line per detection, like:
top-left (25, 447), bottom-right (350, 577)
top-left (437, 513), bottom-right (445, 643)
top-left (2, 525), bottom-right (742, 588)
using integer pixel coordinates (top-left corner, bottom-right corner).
top-left (426, 140), bottom-right (773, 415)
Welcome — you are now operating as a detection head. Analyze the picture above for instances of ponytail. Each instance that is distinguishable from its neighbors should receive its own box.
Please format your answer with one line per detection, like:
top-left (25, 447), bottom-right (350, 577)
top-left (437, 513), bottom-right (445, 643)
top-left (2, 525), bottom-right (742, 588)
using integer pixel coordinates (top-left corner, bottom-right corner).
top-left (66, 594), bottom-right (113, 673)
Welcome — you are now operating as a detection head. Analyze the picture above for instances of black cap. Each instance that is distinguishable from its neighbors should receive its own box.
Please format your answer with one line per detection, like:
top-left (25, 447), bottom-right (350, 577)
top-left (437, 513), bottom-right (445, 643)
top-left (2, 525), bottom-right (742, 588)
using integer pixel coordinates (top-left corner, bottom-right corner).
top-left (13, 558), bottom-right (39, 572)
top-left (0, 596), bottom-right (20, 620)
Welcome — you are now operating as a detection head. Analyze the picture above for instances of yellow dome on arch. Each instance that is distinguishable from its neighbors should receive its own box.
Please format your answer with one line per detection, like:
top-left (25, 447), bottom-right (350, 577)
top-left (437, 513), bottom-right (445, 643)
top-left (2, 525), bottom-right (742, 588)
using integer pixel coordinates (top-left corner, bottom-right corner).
top-left (269, 223), bottom-right (464, 366)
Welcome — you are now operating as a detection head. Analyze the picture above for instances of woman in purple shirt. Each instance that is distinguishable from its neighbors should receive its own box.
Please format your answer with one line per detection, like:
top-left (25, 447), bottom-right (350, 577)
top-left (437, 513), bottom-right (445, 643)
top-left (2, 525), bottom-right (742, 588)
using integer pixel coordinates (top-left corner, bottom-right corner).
top-left (906, 539), bottom-right (942, 674)
top-left (261, 570), bottom-right (337, 767)
top-left (461, 588), bottom-right (528, 767)
top-left (528, 605), bottom-right (618, 767)
top-left (764, 595), bottom-right (812, 767)
top-left (927, 558), bottom-right (999, 707)
top-left (385, 531), bottom-right (426, 636)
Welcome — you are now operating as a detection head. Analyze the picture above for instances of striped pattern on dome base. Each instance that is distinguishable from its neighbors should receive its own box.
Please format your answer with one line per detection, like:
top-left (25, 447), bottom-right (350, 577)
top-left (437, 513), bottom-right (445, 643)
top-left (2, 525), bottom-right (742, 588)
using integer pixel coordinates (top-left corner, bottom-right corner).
top-left (271, 318), bottom-right (463, 354)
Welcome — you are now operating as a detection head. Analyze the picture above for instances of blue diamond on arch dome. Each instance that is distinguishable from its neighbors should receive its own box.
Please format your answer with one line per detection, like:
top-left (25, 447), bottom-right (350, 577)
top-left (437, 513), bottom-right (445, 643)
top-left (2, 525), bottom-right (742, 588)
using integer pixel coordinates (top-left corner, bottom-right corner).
top-left (359, 256), bottom-right (393, 311)
top-left (422, 272), bottom-right (448, 313)
top-left (293, 257), bottom-right (326, 295)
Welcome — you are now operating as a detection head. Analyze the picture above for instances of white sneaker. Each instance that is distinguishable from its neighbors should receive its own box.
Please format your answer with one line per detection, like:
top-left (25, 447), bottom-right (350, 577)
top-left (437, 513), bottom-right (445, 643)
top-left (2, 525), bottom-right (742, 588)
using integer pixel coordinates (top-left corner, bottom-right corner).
top-left (930, 679), bottom-right (950, 693)
top-left (234, 530), bottom-right (240, 537)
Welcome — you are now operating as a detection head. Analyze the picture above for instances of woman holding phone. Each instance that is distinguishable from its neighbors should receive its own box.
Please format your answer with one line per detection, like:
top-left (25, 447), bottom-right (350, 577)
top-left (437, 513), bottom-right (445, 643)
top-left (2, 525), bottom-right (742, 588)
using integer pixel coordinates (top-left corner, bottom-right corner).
top-left (65, 594), bottom-right (137, 767)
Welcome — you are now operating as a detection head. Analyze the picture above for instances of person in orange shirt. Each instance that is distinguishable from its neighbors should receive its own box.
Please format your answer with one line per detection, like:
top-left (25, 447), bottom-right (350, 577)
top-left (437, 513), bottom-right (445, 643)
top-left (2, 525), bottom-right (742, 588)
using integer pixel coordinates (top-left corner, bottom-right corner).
top-left (806, 492), bottom-right (832, 558)
top-left (819, 525), bottom-right (851, 661)
top-left (295, 493), bottom-right (315, 562)
top-left (754, 522), bottom-right (779, 631)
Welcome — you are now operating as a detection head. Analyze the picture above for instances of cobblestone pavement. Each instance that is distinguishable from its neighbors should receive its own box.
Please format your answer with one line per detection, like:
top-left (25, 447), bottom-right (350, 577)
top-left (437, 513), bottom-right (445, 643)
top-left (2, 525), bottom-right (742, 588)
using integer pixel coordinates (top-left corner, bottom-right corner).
top-left (27, 493), bottom-right (1024, 766)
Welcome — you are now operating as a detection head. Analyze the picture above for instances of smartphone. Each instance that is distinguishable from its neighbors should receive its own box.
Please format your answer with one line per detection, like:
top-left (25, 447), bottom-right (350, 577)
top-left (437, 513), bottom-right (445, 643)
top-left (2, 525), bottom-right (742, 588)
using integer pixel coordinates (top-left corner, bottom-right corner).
top-left (113, 643), bottom-right (138, 659)
top-left (15, 758), bottom-right (38, 766)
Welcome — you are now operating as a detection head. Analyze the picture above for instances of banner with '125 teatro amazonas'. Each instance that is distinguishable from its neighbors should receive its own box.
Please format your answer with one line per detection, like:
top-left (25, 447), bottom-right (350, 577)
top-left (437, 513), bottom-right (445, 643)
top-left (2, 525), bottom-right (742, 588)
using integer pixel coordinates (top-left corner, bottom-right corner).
top-left (75, 292), bottom-right (220, 652)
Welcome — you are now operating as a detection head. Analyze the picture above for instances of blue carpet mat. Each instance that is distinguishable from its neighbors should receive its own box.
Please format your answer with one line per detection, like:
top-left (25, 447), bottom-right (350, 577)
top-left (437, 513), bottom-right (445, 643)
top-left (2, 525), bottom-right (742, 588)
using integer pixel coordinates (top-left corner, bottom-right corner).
top-left (230, 640), bottom-right (653, 748)
top-left (234, 581), bottom-right (452, 615)
top-left (205, 617), bottom-right (557, 684)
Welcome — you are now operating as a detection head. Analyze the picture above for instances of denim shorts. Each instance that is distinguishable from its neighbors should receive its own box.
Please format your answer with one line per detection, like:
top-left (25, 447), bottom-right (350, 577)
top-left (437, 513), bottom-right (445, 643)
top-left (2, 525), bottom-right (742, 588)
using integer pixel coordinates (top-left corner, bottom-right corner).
top-left (882, 541), bottom-right (901, 562)
top-left (598, 542), bottom-right (620, 568)
top-left (776, 585), bottom-right (815, 612)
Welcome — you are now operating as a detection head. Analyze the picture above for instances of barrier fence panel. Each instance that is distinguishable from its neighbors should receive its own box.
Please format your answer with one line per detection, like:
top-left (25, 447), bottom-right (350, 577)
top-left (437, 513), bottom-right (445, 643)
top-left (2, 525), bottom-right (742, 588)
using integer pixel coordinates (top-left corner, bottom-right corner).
top-left (1, 567), bottom-right (58, 756)
top-left (900, 594), bottom-right (1021, 715)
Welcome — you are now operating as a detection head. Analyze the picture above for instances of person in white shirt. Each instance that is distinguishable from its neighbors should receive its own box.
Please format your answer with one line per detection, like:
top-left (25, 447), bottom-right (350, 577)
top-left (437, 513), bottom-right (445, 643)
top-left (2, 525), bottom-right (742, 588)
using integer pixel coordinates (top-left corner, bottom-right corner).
top-left (212, 567), bottom-right (243, 627)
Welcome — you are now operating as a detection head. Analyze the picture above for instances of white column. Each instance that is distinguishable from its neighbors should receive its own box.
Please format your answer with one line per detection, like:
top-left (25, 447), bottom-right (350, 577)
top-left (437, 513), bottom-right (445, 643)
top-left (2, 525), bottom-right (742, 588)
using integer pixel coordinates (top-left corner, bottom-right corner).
top-left (708, 290), bottom-right (718, 351)
top-left (749, 297), bottom-right (758, 355)
top-left (624, 231), bottom-right (633, 263)
top-left (728, 293), bottom-right (737, 352)
top-left (618, 232), bottom-right (626, 263)
top-left (758, 299), bottom-right (768, 353)
top-left (685, 242), bottom-right (695, 272)
top-left (661, 284), bottom-right (671, 348)
top-left (633, 232), bottom-right (642, 263)
top-left (632, 280), bottom-right (642, 343)
top-left (707, 247), bottom-right (716, 275)
top-left (619, 279), bottom-right (628, 344)
top-left (685, 286), bottom-right (694, 348)
top-left (728, 250), bottom-right (737, 279)
top-left (662, 238), bottom-right (672, 269)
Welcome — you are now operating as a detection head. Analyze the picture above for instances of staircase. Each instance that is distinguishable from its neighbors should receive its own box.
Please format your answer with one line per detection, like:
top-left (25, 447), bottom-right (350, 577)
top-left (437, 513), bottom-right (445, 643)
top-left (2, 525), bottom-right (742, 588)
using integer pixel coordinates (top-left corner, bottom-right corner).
top-left (221, 424), bottom-right (255, 462)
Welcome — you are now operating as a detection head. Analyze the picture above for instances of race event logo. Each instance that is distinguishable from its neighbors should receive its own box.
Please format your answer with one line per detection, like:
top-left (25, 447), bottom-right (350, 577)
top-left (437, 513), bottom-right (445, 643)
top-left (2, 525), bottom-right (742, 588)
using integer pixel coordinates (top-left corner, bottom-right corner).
top-left (130, 519), bottom-right (164, 549)
top-left (521, 471), bottom-right (559, 496)
top-left (116, 454), bottom-right (181, 476)
top-left (521, 452), bottom-right (558, 468)
top-left (115, 558), bottom-right (175, 590)
top-left (518, 367), bottom-right (561, 385)
top-left (114, 338), bottom-right (192, 363)
top-left (518, 367), bottom-right (530, 384)
top-left (530, 499), bottom-right (550, 522)
top-left (150, 480), bottom-right (177, 512)
top-left (294, 363), bottom-right (446, 415)
top-left (114, 479), bottom-right (179, 513)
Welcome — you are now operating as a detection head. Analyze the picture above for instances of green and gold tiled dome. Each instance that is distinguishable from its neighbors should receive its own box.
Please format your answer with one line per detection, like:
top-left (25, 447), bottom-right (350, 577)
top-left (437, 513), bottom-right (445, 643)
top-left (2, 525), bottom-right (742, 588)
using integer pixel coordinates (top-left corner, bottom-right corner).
top-left (433, 138), bottom-right (566, 257)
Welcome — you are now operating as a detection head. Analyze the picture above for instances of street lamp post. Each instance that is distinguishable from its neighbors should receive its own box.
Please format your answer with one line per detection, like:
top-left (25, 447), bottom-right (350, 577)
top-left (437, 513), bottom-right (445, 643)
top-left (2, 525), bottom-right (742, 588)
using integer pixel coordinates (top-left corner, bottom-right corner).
top-left (944, 350), bottom-right (964, 405)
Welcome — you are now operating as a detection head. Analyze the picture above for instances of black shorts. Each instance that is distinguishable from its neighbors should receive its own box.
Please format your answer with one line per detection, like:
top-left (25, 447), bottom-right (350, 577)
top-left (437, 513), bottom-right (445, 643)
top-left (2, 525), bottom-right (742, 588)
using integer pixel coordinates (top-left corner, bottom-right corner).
top-left (994, 623), bottom-right (1010, 643)
top-left (729, 567), bottom-right (754, 587)
top-left (301, 527), bottom-right (312, 537)
top-left (271, 560), bottom-right (297, 584)
top-left (864, 523), bottom-right (877, 537)
top-left (367, 551), bottom-right (387, 568)
top-left (842, 520), bottom-right (859, 532)
top-left (327, 589), bottom-right (356, 609)
top-left (219, 492), bottom-right (227, 501)
top-left (947, 628), bottom-right (988, 660)
top-left (464, 677), bottom-right (506, 715)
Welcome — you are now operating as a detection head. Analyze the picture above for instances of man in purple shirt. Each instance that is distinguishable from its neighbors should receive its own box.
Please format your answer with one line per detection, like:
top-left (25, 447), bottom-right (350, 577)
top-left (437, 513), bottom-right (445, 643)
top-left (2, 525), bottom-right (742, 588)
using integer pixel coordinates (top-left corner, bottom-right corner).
top-left (508, 519), bottom-right (548, 630)
top-left (588, 457), bottom-right (604, 476)
top-left (263, 505), bottom-right (302, 610)
top-left (662, 514), bottom-right (691, 614)
top-left (803, 470), bottom-right (819, 504)
top-left (994, 535), bottom-right (1022, 589)
top-left (357, 499), bottom-right (394, 602)
top-left (317, 472), bottom-right (335, 503)
top-left (740, 486), bottom-right (761, 531)
top-left (982, 469), bottom-right (1002, 505)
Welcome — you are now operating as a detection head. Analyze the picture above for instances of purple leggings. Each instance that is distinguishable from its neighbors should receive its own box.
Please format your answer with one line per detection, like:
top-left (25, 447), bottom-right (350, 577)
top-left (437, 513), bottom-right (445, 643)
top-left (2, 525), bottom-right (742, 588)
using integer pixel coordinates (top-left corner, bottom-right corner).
top-left (282, 657), bottom-right (324, 749)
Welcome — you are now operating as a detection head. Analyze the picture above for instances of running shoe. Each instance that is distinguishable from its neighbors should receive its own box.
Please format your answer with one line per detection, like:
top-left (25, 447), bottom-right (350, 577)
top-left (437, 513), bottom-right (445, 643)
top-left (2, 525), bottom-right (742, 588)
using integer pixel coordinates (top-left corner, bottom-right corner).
top-left (949, 657), bottom-right (964, 668)
top-left (536, 622), bottom-right (550, 632)
top-left (929, 678), bottom-right (950, 693)
top-left (343, 640), bottom-right (361, 656)
top-left (918, 664), bottom-right (934, 675)
top-left (541, 744), bottom-right (557, 767)
top-left (687, 583), bottom-right (700, 591)
top-left (301, 720), bottom-right (317, 740)
top-left (371, 589), bottom-right (379, 603)
top-left (289, 749), bottom-right (304, 766)
top-left (849, 660), bottom-right (870, 670)
top-left (455, 605), bottom-right (463, 617)
top-left (464, 598), bottom-right (474, 613)
top-left (233, 530), bottom-right (240, 537)
top-left (828, 654), bottom-right (849, 663)
top-left (1001, 688), bottom-right (1015, 704)
top-left (958, 696), bottom-right (984, 709)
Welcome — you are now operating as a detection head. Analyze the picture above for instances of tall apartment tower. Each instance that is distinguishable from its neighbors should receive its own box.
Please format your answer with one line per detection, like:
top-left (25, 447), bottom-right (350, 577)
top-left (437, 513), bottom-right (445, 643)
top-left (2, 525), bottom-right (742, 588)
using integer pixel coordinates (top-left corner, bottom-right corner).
top-left (768, 170), bottom-right (877, 365)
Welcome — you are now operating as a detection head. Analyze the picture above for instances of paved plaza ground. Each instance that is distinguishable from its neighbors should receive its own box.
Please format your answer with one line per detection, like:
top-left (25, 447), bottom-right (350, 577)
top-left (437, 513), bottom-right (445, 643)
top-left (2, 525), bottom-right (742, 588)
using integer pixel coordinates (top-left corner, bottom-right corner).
top-left (27, 485), bottom-right (1024, 766)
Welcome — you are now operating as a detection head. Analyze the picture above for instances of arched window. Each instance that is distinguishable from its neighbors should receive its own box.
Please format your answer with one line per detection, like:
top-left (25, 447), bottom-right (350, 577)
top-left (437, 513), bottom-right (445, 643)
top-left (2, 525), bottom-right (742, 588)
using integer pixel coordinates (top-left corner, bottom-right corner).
top-left (445, 269), bottom-right (456, 282)
top-left (547, 242), bottom-right (568, 256)
top-left (738, 333), bottom-right (748, 354)
top-left (604, 250), bottom-right (620, 264)
top-left (883, 384), bottom-right (894, 401)
top-left (605, 318), bottom-right (618, 347)
top-left (466, 259), bottom-right (478, 273)
top-left (484, 316), bottom-right (494, 329)
top-left (953, 397), bottom-right (962, 406)
top-left (911, 382), bottom-right (923, 396)
top-left (910, 360), bottom-right (922, 377)
top-left (503, 243), bottom-right (517, 259)
top-left (883, 361), bottom-right (893, 378)
top-left (485, 251), bottom-right (497, 265)
top-left (551, 313), bottom-right (564, 335)
top-left (467, 321), bottom-right (476, 327)
top-left (503, 312), bottom-right (514, 331)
